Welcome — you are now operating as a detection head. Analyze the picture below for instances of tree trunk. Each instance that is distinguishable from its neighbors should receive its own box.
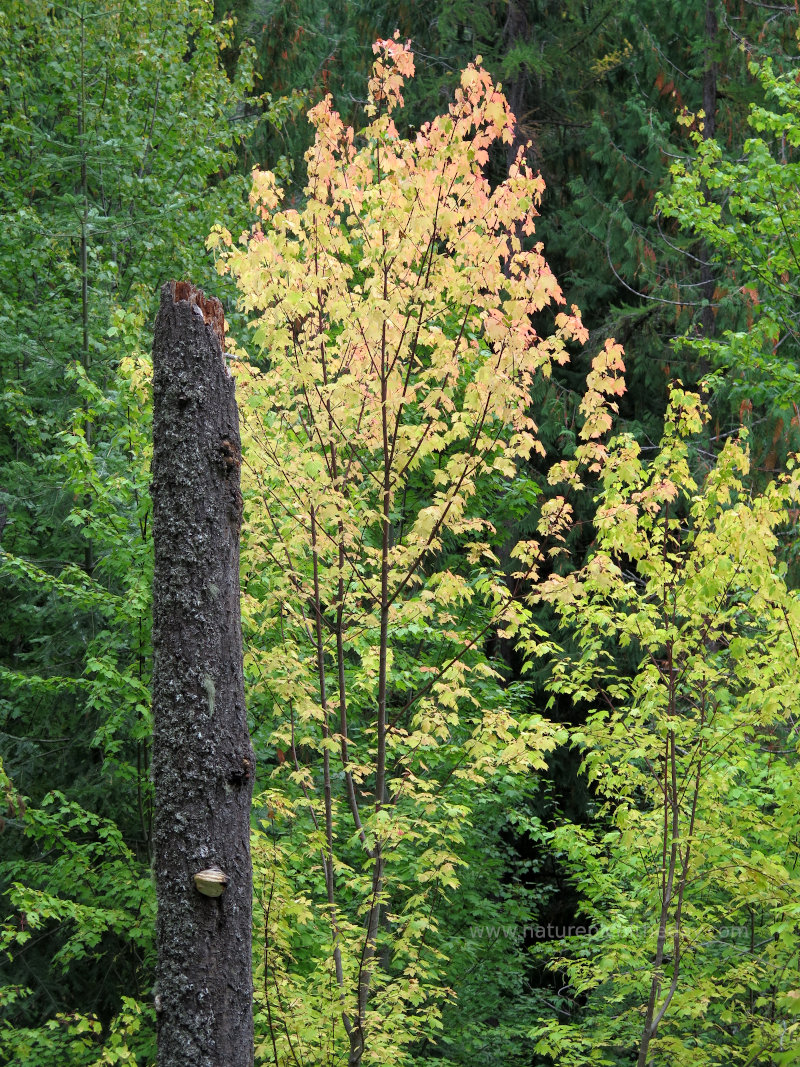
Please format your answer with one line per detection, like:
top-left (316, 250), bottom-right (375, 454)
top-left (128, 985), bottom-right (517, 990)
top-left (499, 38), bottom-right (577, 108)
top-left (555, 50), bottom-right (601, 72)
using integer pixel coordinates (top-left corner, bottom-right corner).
top-left (151, 280), bottom-right (255, 1067)
top-left (699, 0), bottom-right (718, 348)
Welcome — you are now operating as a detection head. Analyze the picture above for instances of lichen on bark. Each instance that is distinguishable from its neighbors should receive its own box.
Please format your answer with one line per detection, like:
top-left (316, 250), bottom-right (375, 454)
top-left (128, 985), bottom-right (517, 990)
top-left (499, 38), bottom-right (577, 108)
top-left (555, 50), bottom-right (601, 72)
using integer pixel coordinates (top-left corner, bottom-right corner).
top-left (151, 281), bottom-right (255, 1067)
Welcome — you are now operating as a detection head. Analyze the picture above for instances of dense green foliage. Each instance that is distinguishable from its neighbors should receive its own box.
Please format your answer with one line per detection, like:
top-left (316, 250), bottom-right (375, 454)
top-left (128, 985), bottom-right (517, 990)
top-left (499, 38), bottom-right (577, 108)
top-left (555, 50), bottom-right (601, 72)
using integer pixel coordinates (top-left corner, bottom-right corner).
top-left (531, 395), bottom-right (800, 1064)
top-left (1, 1), bottom-right (799, 1064)
top-left (0, 1), bottom-right (252, 1060)
top-left (662, 56), bottom-right (800, 460)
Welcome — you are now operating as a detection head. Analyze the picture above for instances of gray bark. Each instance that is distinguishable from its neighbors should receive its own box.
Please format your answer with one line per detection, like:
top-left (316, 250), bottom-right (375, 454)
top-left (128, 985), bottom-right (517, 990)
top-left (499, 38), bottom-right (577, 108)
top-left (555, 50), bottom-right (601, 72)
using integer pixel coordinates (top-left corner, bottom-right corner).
top-left (699, 0), bottom-right (719, 346)
top-left (151, 281), bottom-right (255, 1067)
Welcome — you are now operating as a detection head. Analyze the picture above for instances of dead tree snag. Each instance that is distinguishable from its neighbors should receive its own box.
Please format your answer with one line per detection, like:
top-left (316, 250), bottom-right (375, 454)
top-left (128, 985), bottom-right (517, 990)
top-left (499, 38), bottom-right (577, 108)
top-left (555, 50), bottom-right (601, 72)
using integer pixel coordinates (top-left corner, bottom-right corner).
top-left (151, 280), bottom-right (254, 1067)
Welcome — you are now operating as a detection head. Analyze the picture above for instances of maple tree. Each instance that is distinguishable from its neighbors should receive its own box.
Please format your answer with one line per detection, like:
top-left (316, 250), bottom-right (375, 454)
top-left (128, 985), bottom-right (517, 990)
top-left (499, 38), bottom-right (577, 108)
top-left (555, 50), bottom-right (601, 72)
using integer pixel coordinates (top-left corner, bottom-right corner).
top-left (209, 37), bottom-right (623, 1064)
top-left (530, 393), bottom-right (800, 1065)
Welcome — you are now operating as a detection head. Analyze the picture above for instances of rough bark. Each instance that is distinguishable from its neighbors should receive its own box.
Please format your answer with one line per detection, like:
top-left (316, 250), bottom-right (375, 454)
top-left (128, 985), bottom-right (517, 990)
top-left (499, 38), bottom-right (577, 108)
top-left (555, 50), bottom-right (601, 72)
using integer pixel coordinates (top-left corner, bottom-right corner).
top-left (699, 0), bottom-right (719, 347)
top-left (151, 281), bottom-right (255, 1067)
top-left (503, 0), bottom-right (535, 178)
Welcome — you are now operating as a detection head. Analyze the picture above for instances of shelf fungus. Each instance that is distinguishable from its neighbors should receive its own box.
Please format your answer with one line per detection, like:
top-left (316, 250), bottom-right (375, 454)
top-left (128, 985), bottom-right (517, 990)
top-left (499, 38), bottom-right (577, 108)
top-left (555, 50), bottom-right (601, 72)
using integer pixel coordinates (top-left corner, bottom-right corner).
top-left (193, 867), bottom-right (229, 898)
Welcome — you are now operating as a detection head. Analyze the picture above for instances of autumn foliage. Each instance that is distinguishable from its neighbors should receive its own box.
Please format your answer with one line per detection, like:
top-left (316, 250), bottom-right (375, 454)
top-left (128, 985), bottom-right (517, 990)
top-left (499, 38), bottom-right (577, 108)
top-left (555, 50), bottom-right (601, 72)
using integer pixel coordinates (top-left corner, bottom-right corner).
top-left (210, 37), bottom-right (623, 1065)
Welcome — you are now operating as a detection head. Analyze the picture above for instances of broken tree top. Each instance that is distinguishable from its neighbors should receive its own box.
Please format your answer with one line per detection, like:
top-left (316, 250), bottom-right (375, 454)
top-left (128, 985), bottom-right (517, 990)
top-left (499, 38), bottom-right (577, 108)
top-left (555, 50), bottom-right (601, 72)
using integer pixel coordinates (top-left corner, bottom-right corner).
top-left (166, 280), bottom-right (226, 353)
